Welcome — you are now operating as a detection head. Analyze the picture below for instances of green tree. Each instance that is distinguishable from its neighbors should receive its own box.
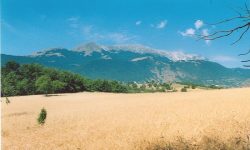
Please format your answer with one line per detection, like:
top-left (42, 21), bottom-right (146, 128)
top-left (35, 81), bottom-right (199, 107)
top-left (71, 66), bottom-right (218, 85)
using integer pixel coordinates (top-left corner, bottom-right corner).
top-left (19, 63), bottom-right (43, 80)
top-left (16, 79), bottom-right (31, 95)
top-left (100, 80), bottom-right (112, 92)
top-left (1, 61), bottom-right (134, 96)
top-left (140, 84), bottom-right (146, 91)
top-left (52, 80), bottom-right (66, 93)
top-left (2, 61), bottom-right (20, 74)
top-left (132, 82), bottom-right (138, 89)
top-left (110, 81), bottom-right (128, 93)
top-left (162, 83), bottom-right (173, 90)
top-left (35, 75), bottom-right (53, 95)
top-left (2, 72), bottom-right (18, 96)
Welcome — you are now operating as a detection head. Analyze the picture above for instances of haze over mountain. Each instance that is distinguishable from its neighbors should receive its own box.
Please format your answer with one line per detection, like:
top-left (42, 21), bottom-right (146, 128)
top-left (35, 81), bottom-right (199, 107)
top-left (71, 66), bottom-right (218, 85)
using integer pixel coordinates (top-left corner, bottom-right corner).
top-left (2, 42), bottom-right (250, 87)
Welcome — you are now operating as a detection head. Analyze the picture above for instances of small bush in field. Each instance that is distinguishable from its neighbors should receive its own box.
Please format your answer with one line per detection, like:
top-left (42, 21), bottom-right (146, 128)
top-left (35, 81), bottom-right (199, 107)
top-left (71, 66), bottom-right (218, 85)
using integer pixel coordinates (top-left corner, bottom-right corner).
top-left (5, 97), bottom-right (10, 104)
top-left (191, 85), bottom-right (196, 89)
top-left (181, 87), bottom-right (187, 92)
top-left (37, 108), bottom-right (47, 125)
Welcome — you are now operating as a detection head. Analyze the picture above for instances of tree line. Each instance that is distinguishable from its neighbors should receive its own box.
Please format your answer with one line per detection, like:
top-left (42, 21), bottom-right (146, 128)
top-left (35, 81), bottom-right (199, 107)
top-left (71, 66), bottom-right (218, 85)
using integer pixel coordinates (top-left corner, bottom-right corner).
top-left (1, 61), bottom-right (129, 96)
top-left (1, 61), bottom-right (177, 97)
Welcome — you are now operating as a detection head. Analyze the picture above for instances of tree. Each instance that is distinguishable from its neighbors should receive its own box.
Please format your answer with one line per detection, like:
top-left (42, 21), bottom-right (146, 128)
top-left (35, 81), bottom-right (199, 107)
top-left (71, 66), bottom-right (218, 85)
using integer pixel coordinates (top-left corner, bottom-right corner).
top-left (199, 2), bottom-right (250, 67)
top-left (110, 81), bottom-right (128, 93)
top-left (52, 80), bottom-right (66, 93)
top-left (16, 79), bottom-right (31, 95)
top-left (19, 63), bottom-right (43, 80)
top-left (100, 80), bottom-right (112, 92)
top-left (132, 82), bottom-right (138, 89)
top-left (2, 72), bottom-right (18, 96)
top-left (1, 61), bottom-right (133, 96)
top-left (161, 83), bottom-right (173, 90)
top-left (2, 61), bottom-right (20, 74)
top-left (140, 84), bottom-right (146, 91)
top-left (35, 75), bottom-right (53, 95)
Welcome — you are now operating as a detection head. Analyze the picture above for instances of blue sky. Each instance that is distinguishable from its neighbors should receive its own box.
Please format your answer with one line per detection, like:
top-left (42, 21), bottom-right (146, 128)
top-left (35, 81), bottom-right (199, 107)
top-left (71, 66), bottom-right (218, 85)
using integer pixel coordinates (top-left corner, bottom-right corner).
top-left (1, 0), bottom-right (249, 68)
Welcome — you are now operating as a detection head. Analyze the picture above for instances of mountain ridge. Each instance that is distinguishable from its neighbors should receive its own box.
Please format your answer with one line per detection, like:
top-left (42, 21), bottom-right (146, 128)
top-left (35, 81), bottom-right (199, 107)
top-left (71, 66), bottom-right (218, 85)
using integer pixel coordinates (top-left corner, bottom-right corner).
top-left (2, 43), bottom-right (250, 87)
top-left (29, 42), bottom-right (206, 61)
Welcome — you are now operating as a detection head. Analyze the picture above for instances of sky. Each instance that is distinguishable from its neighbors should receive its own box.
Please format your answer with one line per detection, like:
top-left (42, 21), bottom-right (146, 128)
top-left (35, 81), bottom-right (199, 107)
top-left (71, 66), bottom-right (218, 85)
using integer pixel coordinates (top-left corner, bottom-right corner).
top-left (1, 0), bottom-right (250, 68)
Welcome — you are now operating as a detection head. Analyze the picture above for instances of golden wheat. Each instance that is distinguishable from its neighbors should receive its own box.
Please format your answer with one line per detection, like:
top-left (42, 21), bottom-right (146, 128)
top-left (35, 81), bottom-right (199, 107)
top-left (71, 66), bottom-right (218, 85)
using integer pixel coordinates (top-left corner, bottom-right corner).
top-left (2, 88), bottom-right (250, 149)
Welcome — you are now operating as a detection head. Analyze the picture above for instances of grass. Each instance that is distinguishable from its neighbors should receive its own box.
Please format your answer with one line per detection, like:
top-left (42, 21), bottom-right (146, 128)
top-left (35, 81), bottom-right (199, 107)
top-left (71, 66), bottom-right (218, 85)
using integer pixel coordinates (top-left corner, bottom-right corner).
top-left (143, 135), bottom-right (250, 150)
top-left (2, 88), bottom-right (250, 149)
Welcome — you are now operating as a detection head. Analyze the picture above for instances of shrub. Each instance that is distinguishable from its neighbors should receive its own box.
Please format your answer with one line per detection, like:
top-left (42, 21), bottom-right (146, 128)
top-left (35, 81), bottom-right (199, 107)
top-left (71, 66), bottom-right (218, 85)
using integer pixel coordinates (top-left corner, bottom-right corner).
top-left (161, 83), bottom-right (173, 90)
top-left (5, 97), bottom-right (10, 104)
top-left (191, 85), bottom-right (196, 89)
top-left (157, 88), bottom-right (166, 92)
top-left (140, 84), bottom-right (146, 91)
top-left (37, 108), bottom-right (47, 125)
top-left (181, 87), bottom-right (187, 92)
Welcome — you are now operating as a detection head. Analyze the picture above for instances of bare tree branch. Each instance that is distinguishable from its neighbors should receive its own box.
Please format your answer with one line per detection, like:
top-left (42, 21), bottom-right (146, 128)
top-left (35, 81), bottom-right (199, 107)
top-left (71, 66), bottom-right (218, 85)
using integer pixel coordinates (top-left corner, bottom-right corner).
top-left (245, 2), bottom-right (250, 14)
top-left (199, 3), bottom-right (250, 67)
top-left (243, 65), bottom-right (250, 67)
top-left (231, 25), bottom-right (250, 45)
top-left (202, 22), bottom-right (250, 41)
top-left (239, 49), bottom-right (250, 56)
top-left (241, 60), bottom-right (250, 62)
top-left (207, 16), bottom-right (249, 25)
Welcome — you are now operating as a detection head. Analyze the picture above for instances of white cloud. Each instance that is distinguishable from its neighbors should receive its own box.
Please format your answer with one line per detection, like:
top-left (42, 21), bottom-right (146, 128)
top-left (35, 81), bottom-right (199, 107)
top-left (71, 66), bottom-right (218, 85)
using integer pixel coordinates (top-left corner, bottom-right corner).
top-left (202, 29), bottom-right (209, 36)
top-left (156, 20), bottom-right (167, 29)
top-left (67, 17), bottom-right (138, 44)
top-left (178, 19), bottom-right (212, 45)
top-left (135, 20), bottom-right (142, 26)
top-left (81, 26), bottom-right (104, 40)
top-left (80, 25), bottom-right (137, 44)
top-left (67, 17), bottom-right (79, 22)
top-left (67, 17), bottom-right (80, 29)
top-left (201, 29), bottom-right (210, 44)
top-left (107, 33), bottom-right (136, 43)
top-left (179, 28), bottom-right (196, 37)
top-left (194, 20), bottom-right (203, 29)
top-left (82, 25), bottom-right (93, 34)
top-left (70, 23), bottom-right (79, 28)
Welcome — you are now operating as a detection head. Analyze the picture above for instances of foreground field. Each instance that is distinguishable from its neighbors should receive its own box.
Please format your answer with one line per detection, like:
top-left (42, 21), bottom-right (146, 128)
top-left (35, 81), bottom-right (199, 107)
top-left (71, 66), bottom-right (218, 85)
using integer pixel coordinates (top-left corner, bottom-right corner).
top-left (2, 88), bottom-right (250, 149)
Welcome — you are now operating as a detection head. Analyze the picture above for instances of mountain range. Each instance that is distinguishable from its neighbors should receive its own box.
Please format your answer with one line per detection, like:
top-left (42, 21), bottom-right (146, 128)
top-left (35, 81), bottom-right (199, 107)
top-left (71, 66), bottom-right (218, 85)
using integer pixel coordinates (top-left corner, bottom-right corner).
top-left (2, 42), bottom-right (250, 87)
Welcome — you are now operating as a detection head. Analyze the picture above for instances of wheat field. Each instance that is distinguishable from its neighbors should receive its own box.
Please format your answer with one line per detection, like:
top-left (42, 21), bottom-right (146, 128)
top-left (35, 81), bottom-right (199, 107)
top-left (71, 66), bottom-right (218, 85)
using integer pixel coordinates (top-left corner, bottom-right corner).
top-left (2, 88), bottom-right (250, 149)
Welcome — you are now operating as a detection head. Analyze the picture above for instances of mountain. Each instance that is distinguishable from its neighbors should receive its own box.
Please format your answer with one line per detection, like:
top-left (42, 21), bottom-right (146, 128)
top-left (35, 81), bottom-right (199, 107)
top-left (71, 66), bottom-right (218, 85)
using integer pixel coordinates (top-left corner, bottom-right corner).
top-left (2, 42), bottom-right (250, 87)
